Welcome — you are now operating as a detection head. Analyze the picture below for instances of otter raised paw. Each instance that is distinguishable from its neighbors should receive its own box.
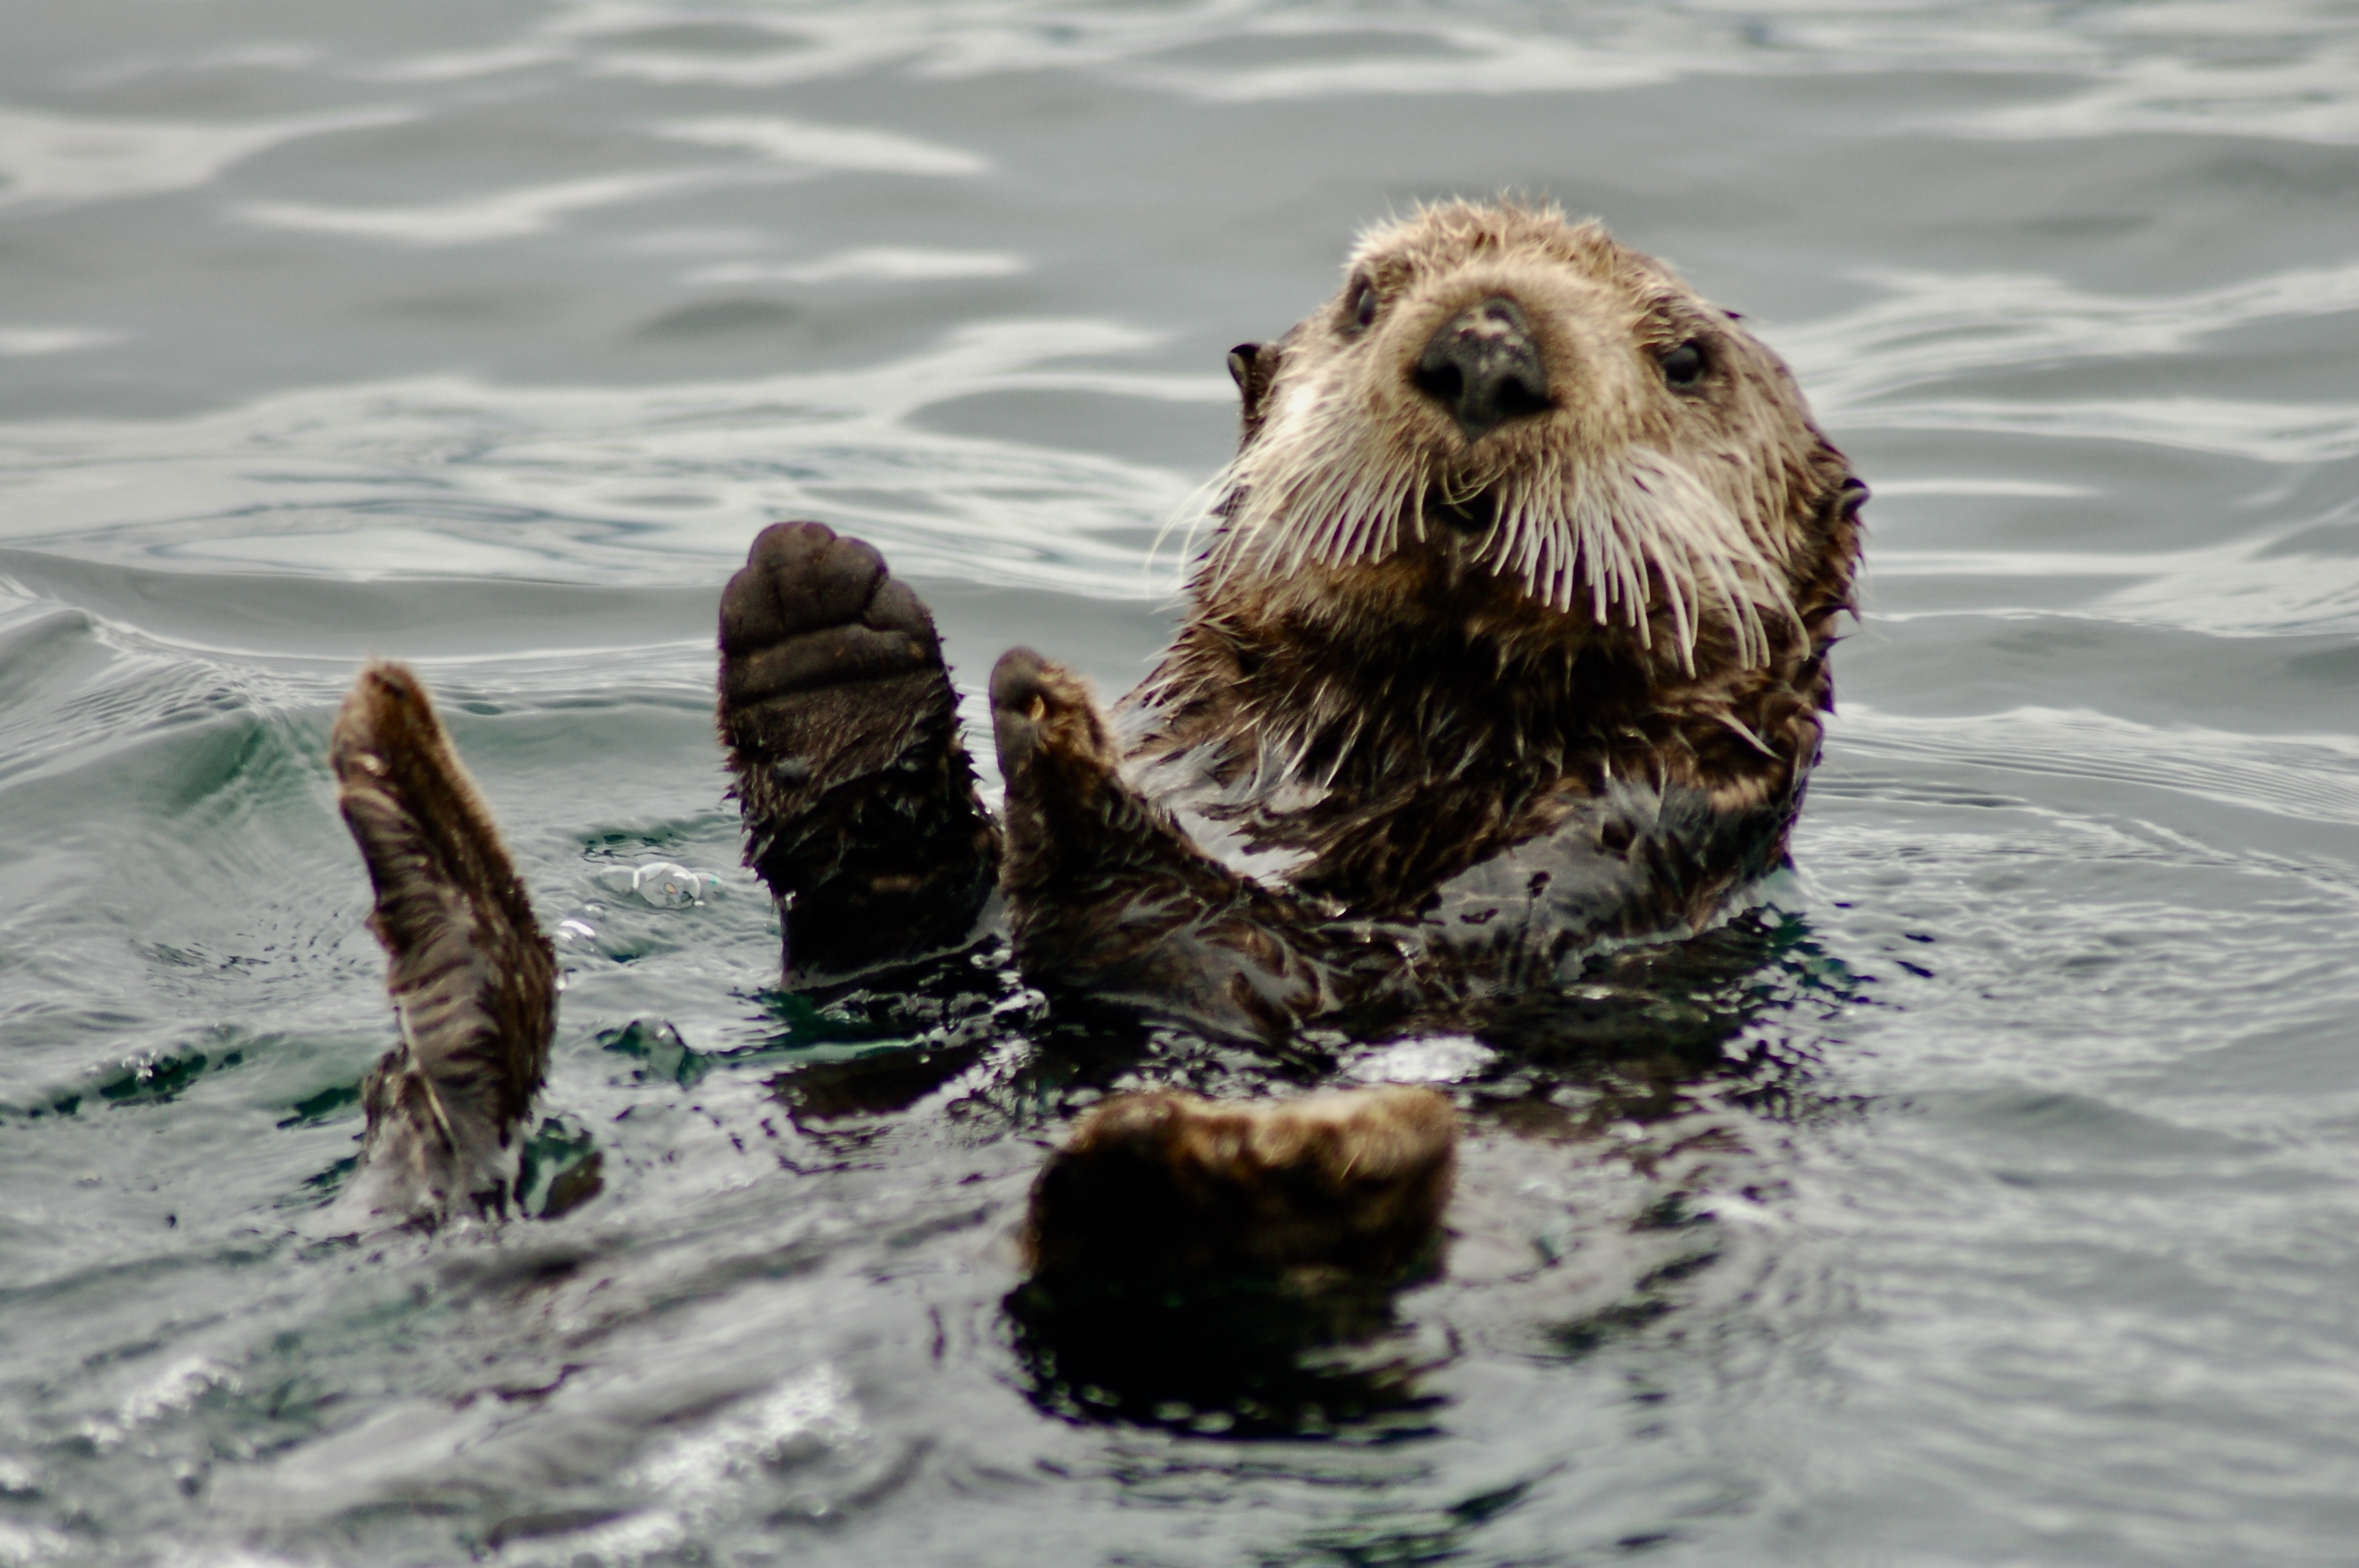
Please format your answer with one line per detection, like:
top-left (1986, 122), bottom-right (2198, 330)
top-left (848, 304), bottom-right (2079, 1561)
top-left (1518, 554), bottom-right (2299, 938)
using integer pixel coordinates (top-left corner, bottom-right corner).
top-left (329, 661), bottom-right (554, 1228)
top-left (989, 647), bottom-right (1401, 1041)
top-left (718, 520), bottom-right (1000, 984)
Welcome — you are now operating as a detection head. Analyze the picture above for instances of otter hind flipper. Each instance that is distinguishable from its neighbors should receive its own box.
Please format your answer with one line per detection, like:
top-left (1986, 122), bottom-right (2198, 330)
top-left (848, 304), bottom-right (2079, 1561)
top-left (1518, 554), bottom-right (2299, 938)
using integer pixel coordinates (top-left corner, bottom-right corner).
top-left (330, 661), bottom-right (555, 1227)
top-left (989, 648), bottom-right (1408, 1040)
top-left (718, 521), bottom-right (1001, 984)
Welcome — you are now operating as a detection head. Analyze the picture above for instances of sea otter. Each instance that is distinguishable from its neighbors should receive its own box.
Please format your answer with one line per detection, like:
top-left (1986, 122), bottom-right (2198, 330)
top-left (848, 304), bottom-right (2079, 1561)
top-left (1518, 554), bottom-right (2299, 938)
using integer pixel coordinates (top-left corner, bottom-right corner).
top-left (718, 198), bottom-right (1863, 1041)
top-left (330, 200), bottom-right (1859, 1251)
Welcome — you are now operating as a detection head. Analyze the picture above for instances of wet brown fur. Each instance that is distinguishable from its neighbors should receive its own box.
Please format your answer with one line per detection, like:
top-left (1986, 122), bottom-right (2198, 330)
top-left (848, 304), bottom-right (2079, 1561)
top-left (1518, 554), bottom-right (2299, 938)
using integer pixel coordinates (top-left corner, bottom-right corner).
top-left (1128, 201), bottom-right (1863, 925)
top-left (1023, 1086), bottom-right (1459, 1283)
top-left (331, 660), bottom-right (555, 1225)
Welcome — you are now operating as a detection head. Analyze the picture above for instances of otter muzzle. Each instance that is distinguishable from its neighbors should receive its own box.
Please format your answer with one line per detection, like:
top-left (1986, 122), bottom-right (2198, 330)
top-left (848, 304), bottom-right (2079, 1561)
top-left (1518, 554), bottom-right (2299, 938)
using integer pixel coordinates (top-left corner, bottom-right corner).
top-left (1413, 294), bottom-right (1552, 442)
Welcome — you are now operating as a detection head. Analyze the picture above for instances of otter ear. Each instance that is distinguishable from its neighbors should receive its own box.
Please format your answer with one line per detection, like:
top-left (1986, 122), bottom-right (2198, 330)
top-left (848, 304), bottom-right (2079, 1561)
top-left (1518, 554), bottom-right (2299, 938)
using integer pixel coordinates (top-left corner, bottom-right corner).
top-left (1227, 340), bottom-right (1282, 445)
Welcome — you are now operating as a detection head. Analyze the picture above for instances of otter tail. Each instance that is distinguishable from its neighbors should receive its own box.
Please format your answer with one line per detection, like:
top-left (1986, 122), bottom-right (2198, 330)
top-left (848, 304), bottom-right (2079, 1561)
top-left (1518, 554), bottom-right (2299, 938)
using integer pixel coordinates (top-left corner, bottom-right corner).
top-left (329, 661), bottom-right (554, 1228)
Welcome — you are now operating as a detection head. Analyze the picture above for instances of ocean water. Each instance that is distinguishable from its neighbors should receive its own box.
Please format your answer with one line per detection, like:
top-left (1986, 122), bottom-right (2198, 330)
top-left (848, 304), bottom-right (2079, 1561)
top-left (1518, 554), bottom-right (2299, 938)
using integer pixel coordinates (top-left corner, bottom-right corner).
top-left (3, 2), bottom-right (2357, 1563)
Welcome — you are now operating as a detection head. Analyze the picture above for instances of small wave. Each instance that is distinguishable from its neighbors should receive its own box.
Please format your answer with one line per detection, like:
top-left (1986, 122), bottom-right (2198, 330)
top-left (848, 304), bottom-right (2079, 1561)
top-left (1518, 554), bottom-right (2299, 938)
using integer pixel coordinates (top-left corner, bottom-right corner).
top-left (1837, 702), bottom-right (2359, 827)
top-left (1940, 45), bottom-right (2359, 147)
top-left (1843, 394), bottom-right (2359, 466)
top-left (233, 115), bottom-right (988, 249)
top-left (0, 327), bottom-right (128, 359)
top-left (685, 247), bottom-right (1027, 286)
top-left (240, 169), bottom-right (734, 249)
top-left (87, 1356), bottom-right (239, 1450)
top-left (0, 105), bottom-right (413, 216)
top-left (1779, 260), bottom-right (2359, 413)
top-left (656, 116), bottom-right (990, 177)
top-left (1121, 22), bottom-right (1674, 103)
top-left (1871, 528), bottom-right (2359, 640)
top-left (0, 318), bottom-right (1209, 599)
top-left (493, 0), bottom-right (2359, 114)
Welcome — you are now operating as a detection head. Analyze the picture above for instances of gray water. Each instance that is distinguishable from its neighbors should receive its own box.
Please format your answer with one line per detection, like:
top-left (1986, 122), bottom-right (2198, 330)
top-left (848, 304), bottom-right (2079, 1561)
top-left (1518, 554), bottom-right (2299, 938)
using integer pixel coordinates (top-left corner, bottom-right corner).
top-left (3, 2), bottom-right (2357, 1563)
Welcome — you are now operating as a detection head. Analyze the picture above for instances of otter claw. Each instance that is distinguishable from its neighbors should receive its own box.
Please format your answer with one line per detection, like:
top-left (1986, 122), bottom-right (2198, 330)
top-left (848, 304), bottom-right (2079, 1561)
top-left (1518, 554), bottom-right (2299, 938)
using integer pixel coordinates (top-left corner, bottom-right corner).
top-left (988, 648), bottom-right (1118, 779)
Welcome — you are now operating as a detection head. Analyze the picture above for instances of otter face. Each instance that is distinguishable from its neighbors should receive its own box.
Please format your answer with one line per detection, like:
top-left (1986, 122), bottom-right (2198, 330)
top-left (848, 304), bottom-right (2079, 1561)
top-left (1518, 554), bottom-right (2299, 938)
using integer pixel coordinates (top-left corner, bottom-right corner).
top-left (1206, 201), bottom-right (1852, 670)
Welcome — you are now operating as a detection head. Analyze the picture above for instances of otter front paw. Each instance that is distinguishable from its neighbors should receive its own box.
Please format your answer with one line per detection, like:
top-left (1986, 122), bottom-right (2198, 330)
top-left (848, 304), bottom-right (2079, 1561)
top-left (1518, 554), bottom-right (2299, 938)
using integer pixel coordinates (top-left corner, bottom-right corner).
top-left (989, 648), bottom-right (1412, 1039)
top-left (989, 646), bottom-right (1164, 915)
top-left (990, 649), bottom-right (1287, 1032)
top-left (718, 522), bottom-right (998, 984)
top-left (987, 646), bottom-right (1124, 820)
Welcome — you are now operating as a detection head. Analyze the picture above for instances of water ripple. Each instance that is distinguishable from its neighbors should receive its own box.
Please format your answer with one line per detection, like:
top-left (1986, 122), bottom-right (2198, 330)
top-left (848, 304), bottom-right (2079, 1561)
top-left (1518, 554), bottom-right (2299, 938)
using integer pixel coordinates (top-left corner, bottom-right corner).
top-left (0, 320), bottom-right (1215, 597)
top-left (0, 104), bottom-right (414, 214)
top-left (1841, 702), bottom-right (2359, 829)
top-left (1781, 261), bottom-right (2359, 412)
top-left (1944, 45), bottom-right (2359, 146)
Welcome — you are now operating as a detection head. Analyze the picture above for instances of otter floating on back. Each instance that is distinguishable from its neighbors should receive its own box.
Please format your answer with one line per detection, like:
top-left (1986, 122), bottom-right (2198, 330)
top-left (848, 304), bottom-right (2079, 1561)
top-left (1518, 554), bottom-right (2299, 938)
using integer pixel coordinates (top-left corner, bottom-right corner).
top-left (718, 198), bottom-right (1863, 1040)
top-left (333, 201), bottom-right (1861, 1261)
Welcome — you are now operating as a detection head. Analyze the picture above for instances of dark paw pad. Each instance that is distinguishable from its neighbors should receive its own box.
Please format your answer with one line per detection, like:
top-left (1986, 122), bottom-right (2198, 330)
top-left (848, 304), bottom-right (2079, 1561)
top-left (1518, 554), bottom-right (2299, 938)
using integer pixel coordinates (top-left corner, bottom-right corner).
top-left (716, 526), bottom-right (997, 981)
top-left (719, 521), bottom-right (940, 711)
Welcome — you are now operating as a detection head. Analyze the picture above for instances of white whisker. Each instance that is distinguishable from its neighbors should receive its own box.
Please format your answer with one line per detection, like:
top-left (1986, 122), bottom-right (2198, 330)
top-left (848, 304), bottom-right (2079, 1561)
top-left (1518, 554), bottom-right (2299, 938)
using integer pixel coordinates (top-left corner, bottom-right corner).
top-left (1200, 365), bottom-right (1799, 674)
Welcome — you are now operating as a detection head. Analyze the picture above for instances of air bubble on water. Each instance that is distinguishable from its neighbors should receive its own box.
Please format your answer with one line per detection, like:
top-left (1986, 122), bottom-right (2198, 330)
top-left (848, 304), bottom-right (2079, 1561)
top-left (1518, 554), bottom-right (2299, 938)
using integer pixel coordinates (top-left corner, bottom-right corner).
top-left (589, 862), bottom-right (724, 908)
top-left (631, 862), bottom-right (722, 909)
top-left (1342, 1033), bottom-right (1496, 1084)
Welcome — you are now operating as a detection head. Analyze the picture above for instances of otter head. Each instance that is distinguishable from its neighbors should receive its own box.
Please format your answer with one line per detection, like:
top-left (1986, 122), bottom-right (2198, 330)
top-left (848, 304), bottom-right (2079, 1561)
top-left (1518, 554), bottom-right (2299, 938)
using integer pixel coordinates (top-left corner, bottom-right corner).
top-left (1205, 201), bottom-right (1859, 673)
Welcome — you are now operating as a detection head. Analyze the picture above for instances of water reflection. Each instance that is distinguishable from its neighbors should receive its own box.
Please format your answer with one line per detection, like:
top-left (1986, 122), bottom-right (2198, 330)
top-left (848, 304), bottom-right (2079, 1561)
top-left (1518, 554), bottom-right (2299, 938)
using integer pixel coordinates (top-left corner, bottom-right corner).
top-left (1006, 1269), bottom-right (1445, 1440)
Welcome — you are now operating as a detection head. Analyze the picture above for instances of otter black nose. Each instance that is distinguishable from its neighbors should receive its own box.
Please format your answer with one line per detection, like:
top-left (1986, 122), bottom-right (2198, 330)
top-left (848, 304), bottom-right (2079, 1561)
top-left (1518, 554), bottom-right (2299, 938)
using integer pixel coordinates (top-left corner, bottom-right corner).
top-left (1413, 295), bottom-right (1551, 441)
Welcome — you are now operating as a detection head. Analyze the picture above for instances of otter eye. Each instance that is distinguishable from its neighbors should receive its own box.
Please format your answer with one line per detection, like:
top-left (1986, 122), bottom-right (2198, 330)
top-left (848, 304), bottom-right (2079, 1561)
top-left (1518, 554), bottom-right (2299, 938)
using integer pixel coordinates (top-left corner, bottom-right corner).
top-left (1660, 340), bottom-right (1706, 388)
top-left (1350, 283), bottom-right (1379, 330)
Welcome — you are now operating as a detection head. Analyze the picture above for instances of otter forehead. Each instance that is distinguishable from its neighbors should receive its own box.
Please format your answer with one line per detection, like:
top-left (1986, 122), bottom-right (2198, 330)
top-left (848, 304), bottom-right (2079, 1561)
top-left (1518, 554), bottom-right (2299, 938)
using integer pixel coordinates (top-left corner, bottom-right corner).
top-left (1307, 202), bottom-right (1760, 462)
top-left (1347, 202), bottom-right (1658, 303)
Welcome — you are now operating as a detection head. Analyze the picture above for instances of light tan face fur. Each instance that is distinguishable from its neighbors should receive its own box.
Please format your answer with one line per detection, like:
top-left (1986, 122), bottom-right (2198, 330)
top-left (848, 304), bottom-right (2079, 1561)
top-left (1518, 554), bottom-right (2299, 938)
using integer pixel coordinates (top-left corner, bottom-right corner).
top-left (1205, 201), bottom-right (1839, 672)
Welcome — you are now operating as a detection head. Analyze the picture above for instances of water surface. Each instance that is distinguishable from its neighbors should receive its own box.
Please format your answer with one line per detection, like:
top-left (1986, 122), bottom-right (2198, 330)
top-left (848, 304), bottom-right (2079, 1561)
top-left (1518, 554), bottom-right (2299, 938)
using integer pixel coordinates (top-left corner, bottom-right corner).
top-left (4, 2), bottom-right (2358, 1563)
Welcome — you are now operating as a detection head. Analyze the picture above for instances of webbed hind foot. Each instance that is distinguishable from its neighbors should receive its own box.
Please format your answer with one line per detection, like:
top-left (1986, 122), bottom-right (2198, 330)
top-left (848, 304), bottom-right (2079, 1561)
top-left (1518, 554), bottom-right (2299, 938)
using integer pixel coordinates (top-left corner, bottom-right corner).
top-left (719, 521), bottom-right (999, 984)
top-left (330, 660), bottom-right (555, 1227)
